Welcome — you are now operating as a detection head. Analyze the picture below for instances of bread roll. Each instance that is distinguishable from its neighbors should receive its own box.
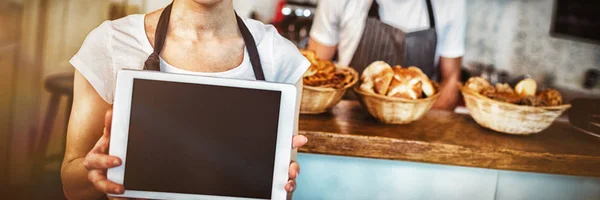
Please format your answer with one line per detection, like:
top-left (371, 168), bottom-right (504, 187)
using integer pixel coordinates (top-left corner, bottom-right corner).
top-left (515, 78), bottom-right (537, 97)
top-left (407, 66), bottom-right (436, 97)
top-left (465, 77), bottom-right (491, 93)
top-left (387, 80), bottom-right (423, 99)
top-left (495, 83), bottom-right (514, 94)
top-left (386, 67), bottom-right (423, 99)
top-left (361, 61), bottom-right (394, 95)
top-left (538, 89), bottom-right (562, 106)
top-left (360, 80), bottom-right (375, 94)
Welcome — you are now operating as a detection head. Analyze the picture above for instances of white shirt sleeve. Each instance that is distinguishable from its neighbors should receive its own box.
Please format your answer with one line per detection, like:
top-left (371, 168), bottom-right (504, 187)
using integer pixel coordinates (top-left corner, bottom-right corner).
top-left (309, 0), bottom-right (342, 46)
top-left (272, 34), bottom-right (311, 84)
top-left (438, 0), bottom-right (466, 58)
top-left (70, 21), bottom-right (116, 103)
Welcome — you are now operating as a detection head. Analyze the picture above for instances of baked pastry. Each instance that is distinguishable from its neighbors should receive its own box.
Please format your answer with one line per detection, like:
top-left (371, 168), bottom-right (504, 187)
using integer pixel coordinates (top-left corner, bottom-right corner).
top-left (519, 96), bottom-right (543, 106)
top-left (300, 50), bottom-right (319, 77)
top-left (317, 59), bottom-right (336, 74)
top-left (359, 62), bottom-right (436, 99)
top-left (361, 61), bottom-right (394, 95)
top-left (387, 67), bottom-right (424, 99)
top-left (304, 68), bottom-right (355, 89)
top-left (300, 49), bottom-right (356, 89)
top-left (304, 72), bottom-right (334, 87)
top-left (495, 83), bottom-right (515, 94)
top-left (465, 76), bottom-right (564, 107)
top-left (538, 89), bottom-right (562, 106)
top-left (515, 78), bottom-right (537, 97)
top-left (407, 66), bottom-right (436, 97)
top-left (480, 87), bottom-right (496, 96)
top-left (485, 92), bottom-right (522, 104)
top-left (465, 77), bottom-right (491, 93)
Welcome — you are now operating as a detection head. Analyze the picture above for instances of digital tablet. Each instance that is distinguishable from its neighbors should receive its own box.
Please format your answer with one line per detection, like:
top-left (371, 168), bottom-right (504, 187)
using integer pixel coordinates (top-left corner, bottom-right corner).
top-left (107, 69), bottom-right (298, 200)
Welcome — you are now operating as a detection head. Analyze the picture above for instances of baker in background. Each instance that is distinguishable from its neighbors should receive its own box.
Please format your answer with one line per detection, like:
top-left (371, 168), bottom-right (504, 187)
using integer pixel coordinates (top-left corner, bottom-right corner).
top-left (307, 0), bottom-right (466, 110)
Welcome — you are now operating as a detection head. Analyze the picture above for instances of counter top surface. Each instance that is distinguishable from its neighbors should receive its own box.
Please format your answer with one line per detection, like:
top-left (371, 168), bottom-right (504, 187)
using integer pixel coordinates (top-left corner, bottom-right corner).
top-left (298, 100), bottom-right (600, 177)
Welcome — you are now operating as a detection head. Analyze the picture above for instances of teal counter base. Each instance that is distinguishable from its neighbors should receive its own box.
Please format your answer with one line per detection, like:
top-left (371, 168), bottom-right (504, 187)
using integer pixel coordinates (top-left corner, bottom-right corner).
top-left (294, 153), bottom-right (600, 200)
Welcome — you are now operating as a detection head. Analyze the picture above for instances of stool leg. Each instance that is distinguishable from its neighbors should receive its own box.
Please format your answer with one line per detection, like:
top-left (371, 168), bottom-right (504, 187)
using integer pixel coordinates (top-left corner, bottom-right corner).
top-left (31, 94), bottom-right (60, 181)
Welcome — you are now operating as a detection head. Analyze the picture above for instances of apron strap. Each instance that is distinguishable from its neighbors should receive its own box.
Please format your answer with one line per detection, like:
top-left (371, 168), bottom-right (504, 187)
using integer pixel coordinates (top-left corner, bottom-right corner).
top-left (143, 3), bottom-right (266, 81)
top-left (368, 0), bottom-right (436, 28)
top-left (367, 0), bottom-right (380, 20)
top-left (425, 0), bottom-right (436, 29)
top-left (143, 3), bottom-right (173, 71)
top-left (236, 15), bottom-right (265, 81)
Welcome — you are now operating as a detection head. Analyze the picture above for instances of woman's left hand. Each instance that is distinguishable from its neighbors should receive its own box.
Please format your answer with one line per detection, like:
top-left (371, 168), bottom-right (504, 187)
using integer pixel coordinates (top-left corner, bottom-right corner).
top-left (286, 135), bottom-right (308, 193)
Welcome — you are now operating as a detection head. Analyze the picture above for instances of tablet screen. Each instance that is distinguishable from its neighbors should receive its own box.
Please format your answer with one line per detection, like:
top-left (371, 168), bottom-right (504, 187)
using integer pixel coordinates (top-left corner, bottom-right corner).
top-left (124, 78), bottom-right (282, 199)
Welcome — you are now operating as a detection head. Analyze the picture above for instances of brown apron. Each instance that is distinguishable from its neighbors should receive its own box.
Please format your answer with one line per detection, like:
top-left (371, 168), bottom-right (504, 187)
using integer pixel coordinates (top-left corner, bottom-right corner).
top-left (349, 0), bottom-right (438, 78)
top-left (142, 3), bottom-right (266, 81)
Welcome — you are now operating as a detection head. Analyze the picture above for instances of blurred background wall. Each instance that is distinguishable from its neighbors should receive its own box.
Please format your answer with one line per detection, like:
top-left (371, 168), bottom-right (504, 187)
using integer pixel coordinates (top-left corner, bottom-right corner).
top-left (464, 0), bottom-right (600, 92)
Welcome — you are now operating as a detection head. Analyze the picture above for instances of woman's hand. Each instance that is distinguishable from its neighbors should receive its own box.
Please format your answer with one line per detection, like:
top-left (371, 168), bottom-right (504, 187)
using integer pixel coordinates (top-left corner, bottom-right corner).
top-left (85, 109), bottom-right (308, 196)
top-left (83, 109), bottom-right (125, 195)
top-left (287, 135), bottom-right (308, 193)
top-left (84, 109), bottom-right (145, 200)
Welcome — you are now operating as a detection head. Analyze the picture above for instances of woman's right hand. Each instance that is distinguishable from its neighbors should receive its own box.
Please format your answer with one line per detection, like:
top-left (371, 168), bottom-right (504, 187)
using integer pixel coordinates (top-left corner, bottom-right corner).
top-left (84, 109), bottom-right (144, 200)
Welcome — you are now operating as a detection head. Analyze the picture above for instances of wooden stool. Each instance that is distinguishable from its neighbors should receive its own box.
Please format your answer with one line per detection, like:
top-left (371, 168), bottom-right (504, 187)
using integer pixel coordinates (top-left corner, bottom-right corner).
top-left (31, 73), bottom-right (74, 179)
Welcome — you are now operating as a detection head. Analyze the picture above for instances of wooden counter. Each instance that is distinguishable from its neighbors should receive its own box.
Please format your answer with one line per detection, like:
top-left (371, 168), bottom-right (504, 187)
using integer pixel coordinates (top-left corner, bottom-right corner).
top-left (298, 100), bottom-right (600, 177)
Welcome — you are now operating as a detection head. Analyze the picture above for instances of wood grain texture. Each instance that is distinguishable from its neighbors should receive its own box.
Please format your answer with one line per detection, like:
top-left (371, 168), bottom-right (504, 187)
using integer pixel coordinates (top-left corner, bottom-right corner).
top-left (298, 100), bottom-right (600, 177)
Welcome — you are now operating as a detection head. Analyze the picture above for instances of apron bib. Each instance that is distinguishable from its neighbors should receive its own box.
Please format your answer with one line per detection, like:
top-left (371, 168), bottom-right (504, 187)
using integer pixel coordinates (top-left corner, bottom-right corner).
top-left (349, 0), bottom-right (438, 78)
top-left (143, 3), bottom-right (266, 81)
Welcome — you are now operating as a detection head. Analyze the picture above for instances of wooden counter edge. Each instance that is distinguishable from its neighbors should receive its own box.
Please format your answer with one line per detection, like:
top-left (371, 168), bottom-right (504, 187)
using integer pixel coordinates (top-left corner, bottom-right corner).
top-left (297, 131), bottom-right (600, 178)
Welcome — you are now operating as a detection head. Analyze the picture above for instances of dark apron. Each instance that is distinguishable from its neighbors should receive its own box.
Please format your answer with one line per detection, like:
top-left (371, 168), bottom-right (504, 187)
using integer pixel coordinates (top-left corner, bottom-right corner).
top-left (349, 0), bottom-right (438, 77)
top-left (142, 3), bottom-right (265, 81)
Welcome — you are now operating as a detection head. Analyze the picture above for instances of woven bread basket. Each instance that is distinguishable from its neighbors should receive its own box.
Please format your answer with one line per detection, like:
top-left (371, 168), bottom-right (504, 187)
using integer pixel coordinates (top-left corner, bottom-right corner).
top-left (353, 84), bottom-right (440, 124)
top-left (460, 84), bottom-right (571, 135)
top-left (300, 67), bottom-right (359, 114)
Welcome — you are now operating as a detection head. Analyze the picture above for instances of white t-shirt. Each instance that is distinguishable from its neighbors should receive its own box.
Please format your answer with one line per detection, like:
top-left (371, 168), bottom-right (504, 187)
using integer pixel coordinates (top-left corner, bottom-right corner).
top-left (71, 14), bottom-right (310, 104)
top-left (310, 0), bottom-right (466, 67)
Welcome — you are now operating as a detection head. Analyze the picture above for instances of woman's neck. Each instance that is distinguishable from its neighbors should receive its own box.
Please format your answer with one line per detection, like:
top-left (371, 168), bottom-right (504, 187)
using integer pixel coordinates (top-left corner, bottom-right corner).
top-left (170, 0), bottom-right (239, 40)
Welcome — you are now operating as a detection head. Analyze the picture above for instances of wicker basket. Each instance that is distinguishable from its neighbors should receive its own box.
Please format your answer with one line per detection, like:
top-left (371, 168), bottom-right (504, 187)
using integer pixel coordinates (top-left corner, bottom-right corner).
top-left (353, 84), bottom-right (440, 124)
top-left (460, 84), bottom-right (571, 135)
top-left (300, 67), bottom-right (359, 114)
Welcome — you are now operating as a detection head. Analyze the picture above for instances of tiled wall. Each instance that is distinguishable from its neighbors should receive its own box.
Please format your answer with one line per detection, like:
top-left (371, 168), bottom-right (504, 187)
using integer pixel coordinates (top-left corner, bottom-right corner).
top-left (464, 0), bottom-right (600, 91)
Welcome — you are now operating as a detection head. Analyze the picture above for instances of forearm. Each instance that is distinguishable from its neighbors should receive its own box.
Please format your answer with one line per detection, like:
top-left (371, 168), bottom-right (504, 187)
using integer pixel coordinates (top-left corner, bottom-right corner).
top-left (440, 64), bottom-right (460, 97)
top-left (434, 57), bottom-right (462, 110)
top-left (61, 158), bottom-right (104, 200)
top-left (307, 38), bottom-right (336, 61)
top-left (438, 75), bottom-right (459, 105)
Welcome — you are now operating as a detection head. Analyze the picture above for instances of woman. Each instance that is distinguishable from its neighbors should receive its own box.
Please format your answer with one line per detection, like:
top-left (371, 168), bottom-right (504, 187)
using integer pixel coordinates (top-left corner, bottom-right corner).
top-left (61, 0), bottom-right (310, 199)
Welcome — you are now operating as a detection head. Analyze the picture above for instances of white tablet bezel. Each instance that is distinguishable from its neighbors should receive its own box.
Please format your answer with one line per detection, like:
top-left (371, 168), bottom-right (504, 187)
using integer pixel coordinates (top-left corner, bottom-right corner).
top-left (107, 69), bottom-right (297, 200)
